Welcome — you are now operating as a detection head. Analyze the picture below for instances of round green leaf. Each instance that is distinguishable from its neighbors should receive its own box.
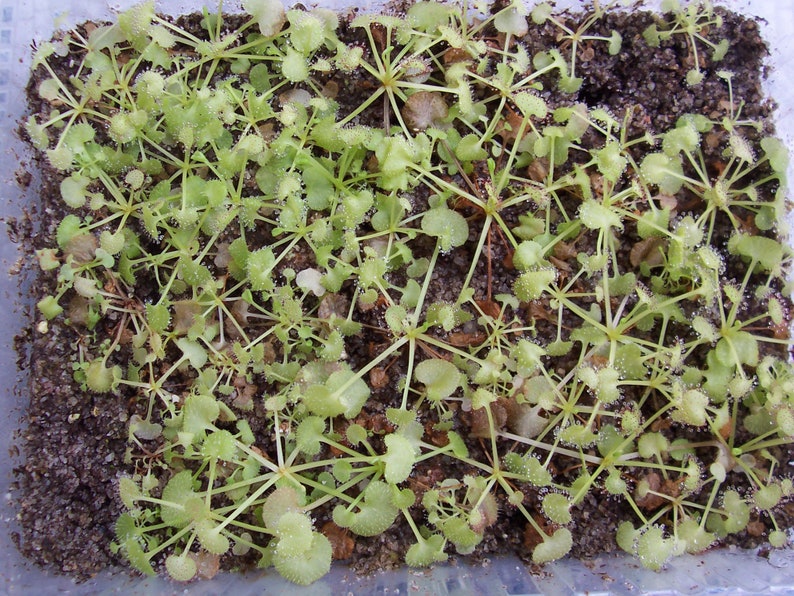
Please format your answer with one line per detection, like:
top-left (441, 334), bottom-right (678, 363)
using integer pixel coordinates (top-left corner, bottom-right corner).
top-left (640, 153), bottom-right (684, 194)
top-left (165, 553), bottom-right (197, 582)
top-left (415, 359), bottom-right (462, 402)
top-left (383, 434), bottom-right (416, 484)
top-left (532, 528), bottom-right (572, 563)
top-left (275, 511), bottom-right (314, 558)
top-left (273, 532), bottom-right (332, 585)
top-left (421, 208), bottom-right (469, 251)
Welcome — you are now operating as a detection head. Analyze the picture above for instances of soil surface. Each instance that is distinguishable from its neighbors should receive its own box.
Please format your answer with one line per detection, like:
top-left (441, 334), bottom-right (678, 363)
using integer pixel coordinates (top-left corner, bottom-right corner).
top-left (12, 2), bottom-right (791, 583)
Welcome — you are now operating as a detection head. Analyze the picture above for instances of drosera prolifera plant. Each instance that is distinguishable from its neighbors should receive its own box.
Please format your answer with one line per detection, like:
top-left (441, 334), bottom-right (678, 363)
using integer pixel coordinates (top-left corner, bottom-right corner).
top-left (642, 0), bottom-right (730, 86)
top-left (23, 0), bottom-right (794, 585)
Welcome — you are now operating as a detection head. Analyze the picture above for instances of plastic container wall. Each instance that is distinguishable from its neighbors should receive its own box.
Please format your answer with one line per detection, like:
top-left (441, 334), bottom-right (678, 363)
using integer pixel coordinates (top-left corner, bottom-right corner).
top-left (1, 1), bottom-right (793, 594)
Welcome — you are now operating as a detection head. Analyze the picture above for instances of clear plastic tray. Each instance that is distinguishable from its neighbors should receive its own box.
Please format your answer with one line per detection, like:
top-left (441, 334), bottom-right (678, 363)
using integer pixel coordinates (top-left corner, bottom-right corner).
top-left (1, 1), bottom-right (792, 593)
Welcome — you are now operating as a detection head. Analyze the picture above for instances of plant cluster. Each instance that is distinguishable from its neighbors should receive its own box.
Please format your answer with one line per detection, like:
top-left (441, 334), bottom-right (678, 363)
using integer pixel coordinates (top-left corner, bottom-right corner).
top-left (25, 0), bottom-right (793, 585)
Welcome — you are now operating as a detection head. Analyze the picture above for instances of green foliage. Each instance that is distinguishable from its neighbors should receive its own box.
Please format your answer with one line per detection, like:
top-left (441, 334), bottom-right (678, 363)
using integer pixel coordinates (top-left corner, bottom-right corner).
top-left (29, 0), bottom-right (793, 585)
top-left (383, 434), bottom-right (417, 484)
top-left (165, 553), bottom-right (198, 582)
top-left (333, 481), bottom-right (399, 537)
top-left (84, 360), bottom-right (121, 393)
top-left (533, 528), bottom-right (573, 563)
top-left (421, 207), bottom-right (469, 252)
top-left (405, 534), bottom-right (448, 567)
top-left (514, 269), bottom-right (556, 301)
top-left (243, 0), bottom-right (285, 36)
top-left (415, 359), bottom-right (463, 402)
top-left (541, 493), bottom-right (572, 525)
top-left (273, 533), bottom-right (332, 585)
top-left (643, 0), bottom-right (728, 86)
top-left (302, 367), bottom-right (371, 419)
top-left (640, 153), bottom-right (685, 194)
top-left (636, 526), bottom-right (676, 571)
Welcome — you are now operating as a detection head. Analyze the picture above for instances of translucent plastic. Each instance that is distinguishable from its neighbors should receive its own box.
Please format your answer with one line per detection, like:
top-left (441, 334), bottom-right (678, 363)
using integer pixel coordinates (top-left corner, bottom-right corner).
top-left (1, 1), bottom-right (792, 593)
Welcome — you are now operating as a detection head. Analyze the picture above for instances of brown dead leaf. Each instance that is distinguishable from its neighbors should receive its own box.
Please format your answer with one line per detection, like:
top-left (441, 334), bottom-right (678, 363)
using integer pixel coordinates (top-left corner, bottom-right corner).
top-left (657, 194), bottom-right (678, 211)
top-left (369, 367), bottom-right (389, 389)
top-left (318, 293), bottom-right (349, 320)
top-left (232, 381), bottom-right (257, 410)
top-left (321, 80), bottom-right (339, 99)
top-left (229, 298), bottom-right (250, 325)
top-left (370, 23), bottom-right (387, 52)
top-left (710, 159), bottom-right (727, 177)
top-left (718, 419), bottom-right (733, 440)
top-left (526, 301), bottom-right (557, 323)
top-left (630, 237), bottom-right (666, 269)
top-left (527, 158), bottom-right (549, 182)
top-left (746, 519), bottom-right (765, 538)
top-left (635, 471), bottom-right (665, 511)
top-left (354, 411), bottom-right (393, 434)
top-left (468, 399), bottom-right (508, 438)
top-left (635, 472), bottom-right (682, 511)
top-left (322, 521), bottom-right (356, 560)
top-left (772, 320), bottom-right (790, 341)
top-left (117, 326), bottom-right (135, 346)
top-left (329, 444), bottom-right (347, 457)
top-left (548, 255), bottom-right (572, 273)
top-left (447, 331), bottom-right (487, 347)
top-left (650, 417), bottom-right (672, 432)
top-left (173, 300), bottom-right (203, 335)
top-left (258, 122), bottom-right (276, 142)
top-left (497, 109), bottom-right (526, 143)
top-left (704, 131), bottom-right (722, 150)
top-left (553, 241), bottom-right (577, 262)
top-left (476, 299), bottom-right (501, 319)
top-left (425, 422), bottom-right (449, 447)
top-left (410, 465), bottom-right (447, 497)
top-left (443, 47), bottom-right (471, 64)
top-left (590, 172), bottom-right (605, 196)
top-left (66, 296), bottom-right (92, 327)
top-left (738, 213), bottom-right (759, 236)
top-left (64, 233), bottom-right (98, 264)
top-left (357, 293), bottom-right (378, 312)
top-left (190, 551), bottom-right (220, 580)
top-left (505, 398), bottom-right (548, 439)
top-left (524, 512), bottom-right (557, 550)
top-left (402, 91), bottom-right (449, 132)
top-left (718, 98), bottom-right (733, 115)
top-left (661, 477), bottom-right (681, 500)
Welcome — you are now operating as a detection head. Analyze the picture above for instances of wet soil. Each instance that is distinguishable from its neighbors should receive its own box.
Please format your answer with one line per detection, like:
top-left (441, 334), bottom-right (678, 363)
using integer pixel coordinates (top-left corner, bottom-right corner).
top-left (12, 3), bottom-right (791, 583)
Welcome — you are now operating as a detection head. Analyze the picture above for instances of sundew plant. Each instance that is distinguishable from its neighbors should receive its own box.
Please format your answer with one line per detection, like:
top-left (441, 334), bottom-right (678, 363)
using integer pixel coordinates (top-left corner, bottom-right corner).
top-left (25, 0), bottom-right (794, 584)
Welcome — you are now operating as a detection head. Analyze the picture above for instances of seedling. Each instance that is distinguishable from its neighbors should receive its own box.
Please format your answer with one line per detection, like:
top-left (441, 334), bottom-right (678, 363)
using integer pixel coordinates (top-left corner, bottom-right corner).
top-left (643, 0), bottom-right (729, 85)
